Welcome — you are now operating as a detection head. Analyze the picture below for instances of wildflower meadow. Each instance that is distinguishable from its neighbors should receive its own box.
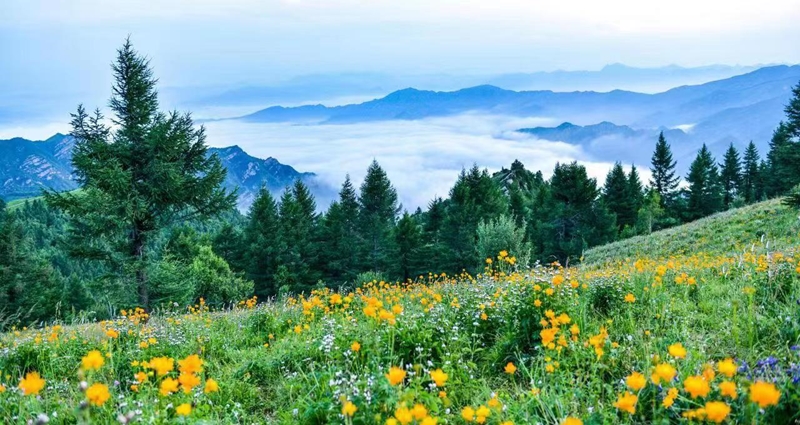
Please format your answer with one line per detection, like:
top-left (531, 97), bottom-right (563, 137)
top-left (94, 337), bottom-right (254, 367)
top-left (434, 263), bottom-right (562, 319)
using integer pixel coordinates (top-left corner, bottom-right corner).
top-left (0, 200), bottom-right (799, 424)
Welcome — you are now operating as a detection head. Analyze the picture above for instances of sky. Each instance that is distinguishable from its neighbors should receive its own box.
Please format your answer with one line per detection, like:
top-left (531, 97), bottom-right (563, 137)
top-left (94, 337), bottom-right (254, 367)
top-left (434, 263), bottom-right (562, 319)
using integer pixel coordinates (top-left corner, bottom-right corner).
top-left (2, 0), bottom-right (798, 209)
top-left (3, 0), bottom-right (800, 95)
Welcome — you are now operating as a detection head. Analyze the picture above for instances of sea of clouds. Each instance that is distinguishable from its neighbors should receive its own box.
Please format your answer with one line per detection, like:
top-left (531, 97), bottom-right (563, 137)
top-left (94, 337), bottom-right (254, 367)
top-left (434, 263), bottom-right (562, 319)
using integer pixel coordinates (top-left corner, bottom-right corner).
top-left (0, 112), bottom-right (651, 211)
top-left (202, 113), bottom-right (644, 210)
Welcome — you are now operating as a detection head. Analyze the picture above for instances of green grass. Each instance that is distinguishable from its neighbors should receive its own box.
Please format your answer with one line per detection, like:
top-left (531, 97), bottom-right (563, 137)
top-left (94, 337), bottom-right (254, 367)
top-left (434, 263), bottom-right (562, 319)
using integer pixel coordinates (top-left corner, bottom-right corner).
top-left (584, 199), bottom-right (799, 264)
top-left (0, 200), bottom-right (799, 424)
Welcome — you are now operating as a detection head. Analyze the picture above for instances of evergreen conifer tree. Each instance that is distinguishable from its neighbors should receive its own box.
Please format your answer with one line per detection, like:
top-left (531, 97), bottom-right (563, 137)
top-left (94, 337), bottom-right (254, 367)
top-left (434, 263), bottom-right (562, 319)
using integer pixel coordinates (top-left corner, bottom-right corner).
top-left (243, 187), bottom-right (280, 297)
top-left (602, 163), bottom-right (631, 233)
top-left (319, 176), bottom-right (360, 283)
top-left (719, 143), bottom-right (742, 208)
top-left (277, 180), bottom-right (319, 292)
top-left (741, 141), bottom-right (762, 203)
top-left (45, 40), bottom-right (234, 308)
top-left (686, 144), bottom-right (724, 220)
top-left (357, 161), bottom-right (400, 274)
top-left (649, 132), bottom-right (680, 206)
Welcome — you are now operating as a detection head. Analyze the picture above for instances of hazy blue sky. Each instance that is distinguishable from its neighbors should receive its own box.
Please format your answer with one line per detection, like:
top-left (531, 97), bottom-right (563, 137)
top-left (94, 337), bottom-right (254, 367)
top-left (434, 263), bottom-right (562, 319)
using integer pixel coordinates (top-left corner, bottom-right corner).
top-left (3, 0), bottom-right (800, 96)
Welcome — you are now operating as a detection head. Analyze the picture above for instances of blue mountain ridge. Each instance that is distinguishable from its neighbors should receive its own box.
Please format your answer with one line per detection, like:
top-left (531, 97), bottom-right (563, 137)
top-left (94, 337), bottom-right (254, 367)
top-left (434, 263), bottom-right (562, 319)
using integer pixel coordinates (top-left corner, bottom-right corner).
top-left (0, 135), bottom-right (323, 210)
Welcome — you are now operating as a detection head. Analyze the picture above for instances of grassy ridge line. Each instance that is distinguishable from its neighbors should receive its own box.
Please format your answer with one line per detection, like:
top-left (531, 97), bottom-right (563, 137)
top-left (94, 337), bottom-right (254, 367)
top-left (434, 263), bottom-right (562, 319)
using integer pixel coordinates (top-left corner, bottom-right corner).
top-left (583, 199), bottom-right (800, 265)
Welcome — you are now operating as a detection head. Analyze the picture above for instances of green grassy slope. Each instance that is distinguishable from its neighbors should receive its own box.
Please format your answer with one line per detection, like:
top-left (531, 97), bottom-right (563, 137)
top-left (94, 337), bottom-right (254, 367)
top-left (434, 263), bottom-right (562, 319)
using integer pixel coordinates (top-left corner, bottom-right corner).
top-left (584, 199), bottom-right (799, 264)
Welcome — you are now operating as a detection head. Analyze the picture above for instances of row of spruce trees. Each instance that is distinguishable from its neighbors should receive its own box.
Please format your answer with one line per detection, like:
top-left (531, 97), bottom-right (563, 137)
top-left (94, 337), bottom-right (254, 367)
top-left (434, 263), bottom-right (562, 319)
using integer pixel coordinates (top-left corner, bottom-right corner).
top-left (2, 40), bottom-right (800, 326)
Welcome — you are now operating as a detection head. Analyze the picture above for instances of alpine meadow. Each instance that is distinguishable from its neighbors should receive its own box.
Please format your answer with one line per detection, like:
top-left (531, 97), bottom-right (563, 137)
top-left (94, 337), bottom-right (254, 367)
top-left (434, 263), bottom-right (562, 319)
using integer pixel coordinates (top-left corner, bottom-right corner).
top-left (2, 2), bottom-right (800, 424)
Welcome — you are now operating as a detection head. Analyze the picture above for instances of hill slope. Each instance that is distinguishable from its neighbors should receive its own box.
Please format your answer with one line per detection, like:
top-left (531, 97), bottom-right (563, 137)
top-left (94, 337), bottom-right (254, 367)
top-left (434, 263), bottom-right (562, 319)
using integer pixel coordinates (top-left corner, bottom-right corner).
top-left (583, 199), bottom-right (799, 264)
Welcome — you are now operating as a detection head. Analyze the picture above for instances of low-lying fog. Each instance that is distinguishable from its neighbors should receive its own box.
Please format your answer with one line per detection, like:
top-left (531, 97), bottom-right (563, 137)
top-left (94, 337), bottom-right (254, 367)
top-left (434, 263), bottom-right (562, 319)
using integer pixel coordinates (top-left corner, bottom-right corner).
top-left (203, 114), bottom-right (650, 210)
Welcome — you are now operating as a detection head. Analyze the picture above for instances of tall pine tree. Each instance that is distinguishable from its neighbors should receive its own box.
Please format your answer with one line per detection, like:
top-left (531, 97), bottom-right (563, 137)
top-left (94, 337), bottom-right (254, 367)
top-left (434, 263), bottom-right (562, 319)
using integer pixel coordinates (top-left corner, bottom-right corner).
top-left (602, 163), bottom-right (631, 233)
top-left (45, 40), bottom-right (235, 308)
top-left (765, 83), bottom-right (800, 197)
top-left (357, 161), bottom-right (400, 274)
top-left (395, 212), bottom-right (424, 281)
top-left (243, 187), bottom-right (280, 297)
top-left (719, 143), bottom-right (742, 209)
top-left (649, 132), bottom-right (680, 207)
top-left (741, 141), bottom-right (762, 203)
top-left (443, 165), bottom-right (507, 272)
top-left (276, 180), bottom-right (319, 293)
top-left (686, 144), bottom-right (723, 221)
top-left (319, 176), bottom-right (360, 284)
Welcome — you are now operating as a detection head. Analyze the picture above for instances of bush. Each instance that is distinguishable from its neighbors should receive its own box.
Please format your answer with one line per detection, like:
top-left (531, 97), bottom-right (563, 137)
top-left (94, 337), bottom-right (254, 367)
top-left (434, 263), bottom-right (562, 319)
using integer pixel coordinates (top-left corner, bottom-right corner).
top-left (191, 245), bottom-right (254, 305)
top-left (476, 214), bottom-right (531, 267)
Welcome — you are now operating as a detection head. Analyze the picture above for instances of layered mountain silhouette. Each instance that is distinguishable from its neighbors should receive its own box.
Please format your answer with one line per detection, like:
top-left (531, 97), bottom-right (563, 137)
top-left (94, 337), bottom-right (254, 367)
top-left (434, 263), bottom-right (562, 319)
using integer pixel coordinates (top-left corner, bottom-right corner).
top-left (237, 65), bottom-right (800, 158)
top-left (0, 134), bottom-right (323, 210)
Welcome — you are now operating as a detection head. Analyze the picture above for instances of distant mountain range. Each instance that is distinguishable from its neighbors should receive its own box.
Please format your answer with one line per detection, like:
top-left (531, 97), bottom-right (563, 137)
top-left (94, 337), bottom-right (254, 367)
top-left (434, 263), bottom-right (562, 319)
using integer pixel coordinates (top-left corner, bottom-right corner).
top-left (235, 65), bottom-right (800, 161)
top-left (184, 64), bottom-right (761, 109)
top-left (0, 134), bottom-right (325, 210)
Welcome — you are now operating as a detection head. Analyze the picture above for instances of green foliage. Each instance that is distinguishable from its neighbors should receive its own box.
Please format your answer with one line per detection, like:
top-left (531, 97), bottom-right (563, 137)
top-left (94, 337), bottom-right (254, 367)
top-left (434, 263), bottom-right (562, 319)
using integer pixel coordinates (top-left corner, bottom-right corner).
top-left (357, 160), bottom-right (400, 274)
top-left (476, 214), bottom-right (531, 267)
top-left (720, 143), bottom-right (743, 209)
top-left (318, 176), bottom-right (360, 284)
top-left (277, 180), bottom-right (319, 293)
top-left (741, 141), bottom-right (763, 203)
top-left (686, 144), bottom-right (724, 221)
top-left (190, 245), bottom-right (253, 305)
top-left (44, 39), bottom-right (235, 308)
top-left (443, 165), bottom-right (508, 271)
top-left (649, 131), bottom-right (679, 205)
top-left (394, 212), bottom-right (424, 281)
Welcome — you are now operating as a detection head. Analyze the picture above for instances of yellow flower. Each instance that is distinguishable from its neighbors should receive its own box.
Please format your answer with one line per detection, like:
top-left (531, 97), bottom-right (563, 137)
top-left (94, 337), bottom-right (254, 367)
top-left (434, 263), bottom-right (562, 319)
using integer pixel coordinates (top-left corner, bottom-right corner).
top-left (717, 358), bottom-right (737, 378)
top-left (624, 293), bottom-right (636, 303)
top-left (411, 404), bottom-right (428, 420)
top-left (749, 381), bottom-right (781, 408)
top-left (625, 371), bottom-right (646, 391)
top-left (0, 384), bottom-right (5, 393)
top-left (461, 406), bottom-right (476, 422)
top-left (81, 350), bottom-right (105, 371)
top-left (704, 401), bottom-right (730, 423)
top-left (394, 406), bottom-right (413, 424)
top-left (662, 387), bottom-right (679, 408)
top-left (148, 356), bottom-right (174, 376)
top-left (178, 372), bottom-right (201, 393)
top-left (552, 275), bottom-right (565, 286)
top-left (651, 363), bottom-right (677, 384)
top-left (504, 362), bottom-right (517, 374)
top-left (19, 371), bottom-right (45, 396)
top-left (386, 366), bottom-right (406, 386)
top-left (342, 401), bottom-right (357, 417)
top-left (351, 341), bottom-right (361, 352)
top-left (178, 354), bottom-right (203, 375)
top-left (86, 383), bottom-right (110, 406)
top-left (668, 343), bottom-right (687, 359)
top-left (421, 417), bottom-right (438, 425)
top-left (159, 377), bottom-right (179, 396)
top-left (175, 403), bottom-right (192, 416)
top-left (562, 418), bottom-right (583, 425)
top-left (475, 405), bottom-right (491, 421)
top-left (430, 368), bottom-right (448, 387)
top-left (204, 378), bottom-right (219, 394)
top-left (719, 381), bottom-right (737, 399)
top-left (613, 391), bottom-right (638, 414)
top-left (683, 375), bottom-right (710, 399)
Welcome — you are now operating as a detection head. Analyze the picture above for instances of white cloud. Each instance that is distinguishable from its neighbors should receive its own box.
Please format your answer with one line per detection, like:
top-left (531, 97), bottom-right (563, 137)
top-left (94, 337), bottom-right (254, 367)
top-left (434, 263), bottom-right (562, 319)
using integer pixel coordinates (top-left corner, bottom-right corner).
top-left (202, 114), bottom-right (620, 210)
